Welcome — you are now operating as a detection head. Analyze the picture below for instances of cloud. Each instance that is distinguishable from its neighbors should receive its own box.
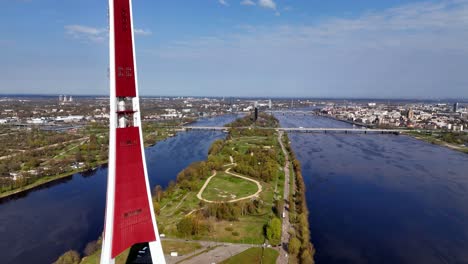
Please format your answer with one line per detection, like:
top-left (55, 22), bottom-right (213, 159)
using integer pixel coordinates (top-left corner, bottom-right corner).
top-left (241, 0), bottom-right (255, 6)
top-left (65, 25), bottom-right (152, 42)
top-left (219, 0), bottom-right (229, 6)
top-left (258, 0), bottom-right (276, 10)
top-left (146, 0), bottom-right (468, 98)
top-left (134, 29), bottom-right (152, 36)
top-left (64, 25), bottom-right (106, 43)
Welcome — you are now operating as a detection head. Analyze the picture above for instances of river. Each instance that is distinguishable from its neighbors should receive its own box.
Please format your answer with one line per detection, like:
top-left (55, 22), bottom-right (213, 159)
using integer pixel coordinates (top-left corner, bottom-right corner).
top-left (2, 112), bottom-right (468, 264)
top-left (275, 113), bottom-right (468, 264)
top-left (0, 114), bottom-right (240, 264)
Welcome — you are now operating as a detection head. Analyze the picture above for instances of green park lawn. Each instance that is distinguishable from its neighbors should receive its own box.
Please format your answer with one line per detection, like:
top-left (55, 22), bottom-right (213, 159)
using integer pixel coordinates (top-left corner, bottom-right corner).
top-left (161, 240), bottom-right (202, 256)
top-left (220, 247), bottom-right (279, 264)
top-left (201, 172), bottom-right (259, 202)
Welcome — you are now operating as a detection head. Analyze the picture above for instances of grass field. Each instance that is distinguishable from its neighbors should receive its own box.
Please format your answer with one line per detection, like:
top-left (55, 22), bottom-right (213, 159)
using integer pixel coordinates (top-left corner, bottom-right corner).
top-left (201, 172), bottom-right (259, 202)
top-left (230, 136), bottom-right (272, 154)
top-left (220, 247), bottom-right (279, 264)
top-left (157, 188), bottom-right (203, 235)
top-left (80, 248), bottom-right (130, 264)
top-left (161, 240), bottom-right (202, 256)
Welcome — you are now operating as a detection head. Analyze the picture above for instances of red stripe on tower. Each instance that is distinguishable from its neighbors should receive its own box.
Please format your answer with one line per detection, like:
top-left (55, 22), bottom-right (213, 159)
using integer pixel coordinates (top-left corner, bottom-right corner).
top-left (114, 0), bottom-right (136, 97)
top-left (112, 127), bottom-right (156, 258)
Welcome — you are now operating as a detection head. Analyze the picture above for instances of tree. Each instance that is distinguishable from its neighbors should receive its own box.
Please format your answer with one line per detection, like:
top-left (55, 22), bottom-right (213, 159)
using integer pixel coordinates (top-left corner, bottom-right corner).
top-left (274, 199), bottom-right (284, 218)
top-left (266, 217), bottom-right (282, 246)
top-left (153, 185), bottom-right (163, 202)
top-left (83, 240), bottom-right (99, 256)
top-left (177, 217), bottom-right (193, 236)
top-left (153, 201), bottom-right (161, 216)
top-left (75, 151), bottom-right (84, 162)
top-left (53, 250), bottom-right (80, 264)
top-left (289, 237), bottom-right (301, 255)
top-left (300, 249), bottom-right (314, 264)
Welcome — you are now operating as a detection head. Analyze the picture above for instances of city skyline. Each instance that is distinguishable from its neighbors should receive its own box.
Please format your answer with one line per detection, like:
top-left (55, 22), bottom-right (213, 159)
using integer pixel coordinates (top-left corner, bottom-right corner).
top-left (1, 0), bottom-right (468, 98)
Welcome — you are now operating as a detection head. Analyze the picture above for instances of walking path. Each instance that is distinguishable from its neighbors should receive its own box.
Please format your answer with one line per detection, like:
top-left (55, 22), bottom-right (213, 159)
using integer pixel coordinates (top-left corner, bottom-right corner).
top-left (277, 131), bottom-right (291, 264)
top-left (196, 167), bottom-right (262, 203)
top-left (163, 238), bottom-right (259, 264)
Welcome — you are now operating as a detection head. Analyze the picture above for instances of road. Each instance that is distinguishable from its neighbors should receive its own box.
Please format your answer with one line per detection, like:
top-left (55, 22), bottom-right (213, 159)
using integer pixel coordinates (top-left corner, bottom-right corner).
top-left (277, 131), bottom-right (291, 264)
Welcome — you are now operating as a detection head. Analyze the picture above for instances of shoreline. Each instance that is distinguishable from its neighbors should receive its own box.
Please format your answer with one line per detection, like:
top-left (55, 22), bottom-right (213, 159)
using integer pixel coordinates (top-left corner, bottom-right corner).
top-left (403, 133), bottom-right (468, 154)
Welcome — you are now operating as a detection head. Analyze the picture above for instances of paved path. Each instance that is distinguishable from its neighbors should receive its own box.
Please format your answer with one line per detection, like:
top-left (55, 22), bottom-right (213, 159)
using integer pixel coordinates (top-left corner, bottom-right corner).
top-left (277, 131), bottom-right (291, 264)
top-left (196, 168), bottom-right (262, 204)
top-left (163, 238), bottom-right (259, 264)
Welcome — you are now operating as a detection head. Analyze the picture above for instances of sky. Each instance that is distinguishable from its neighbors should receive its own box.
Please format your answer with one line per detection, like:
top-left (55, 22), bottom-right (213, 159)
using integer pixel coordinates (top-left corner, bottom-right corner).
top-left (1, 0), bottom-right (468, 99)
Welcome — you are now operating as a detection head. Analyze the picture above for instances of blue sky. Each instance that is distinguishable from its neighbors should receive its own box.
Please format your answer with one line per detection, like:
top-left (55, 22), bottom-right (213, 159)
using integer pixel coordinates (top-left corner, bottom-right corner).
top-left (1, 0), bottom-right (467, 98)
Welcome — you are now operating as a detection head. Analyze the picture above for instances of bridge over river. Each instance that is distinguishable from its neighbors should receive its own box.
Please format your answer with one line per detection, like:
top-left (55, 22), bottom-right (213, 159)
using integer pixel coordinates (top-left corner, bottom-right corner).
top-left (183, 126), bottom-right (420, 134)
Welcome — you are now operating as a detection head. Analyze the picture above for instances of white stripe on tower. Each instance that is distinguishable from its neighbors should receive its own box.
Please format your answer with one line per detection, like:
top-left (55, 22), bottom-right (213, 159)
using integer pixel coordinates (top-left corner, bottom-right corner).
top-left (101, 0), bottom-right (117, 263)
top-left (128, 0), bottom-right (166, 262)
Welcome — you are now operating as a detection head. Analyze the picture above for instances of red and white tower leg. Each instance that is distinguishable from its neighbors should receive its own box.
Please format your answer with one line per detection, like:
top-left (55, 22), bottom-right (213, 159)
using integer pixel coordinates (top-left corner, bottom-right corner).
top-left (101, 0), bottom-right (165, 263)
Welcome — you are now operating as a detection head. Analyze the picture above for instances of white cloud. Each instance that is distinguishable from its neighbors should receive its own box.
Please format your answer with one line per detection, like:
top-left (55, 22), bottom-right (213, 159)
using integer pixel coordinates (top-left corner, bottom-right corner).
top-left (65, 25), bottom-right (152, 42)
top-left (241, 0), bottom-right (256, 6)
top-left (64, 25), bottom-right (106, 43)
top-left (147, 0), bottom-right (468, 98)
top-left (134, 29), bottom-right (152, 36)
top-left (219, 0), bottom-right (229, 6)
top-left (258, 0), bottom-right (276, 10)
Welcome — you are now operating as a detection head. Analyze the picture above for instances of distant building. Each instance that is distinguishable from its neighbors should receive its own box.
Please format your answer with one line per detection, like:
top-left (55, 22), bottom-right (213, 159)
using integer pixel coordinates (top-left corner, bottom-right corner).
top-left (407, 108), bottom-right (414, 120)
top-left (268, 99), bottom-right (272, 109)
top-left (254, 101), bottom-right (258, 121)
top-left (453, 102), bottom-right (459, 112)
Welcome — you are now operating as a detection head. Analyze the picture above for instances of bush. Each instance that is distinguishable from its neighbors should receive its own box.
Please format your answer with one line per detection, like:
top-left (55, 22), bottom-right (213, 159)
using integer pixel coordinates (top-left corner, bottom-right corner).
top-left (288, 237), bottom-right (301, 255)
top-left (232, 231), bottom-right (240, 236)
top-left (225, 227), bottom-right (234, 232)
top-left (266, 217), bottom-right (282, 246)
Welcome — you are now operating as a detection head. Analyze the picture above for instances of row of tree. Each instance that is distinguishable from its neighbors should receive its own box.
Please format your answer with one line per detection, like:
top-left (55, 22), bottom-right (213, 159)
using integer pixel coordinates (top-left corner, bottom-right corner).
top-left (283, 132), bottom-right (315, 264)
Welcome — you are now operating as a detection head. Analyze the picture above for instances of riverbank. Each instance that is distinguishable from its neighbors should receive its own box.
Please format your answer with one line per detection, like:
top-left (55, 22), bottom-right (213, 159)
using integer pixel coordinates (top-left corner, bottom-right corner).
top-left (403, 131), bottom-right (468, 154)
top-left (0, 161), bottom-right (106, 200)
top-left (281, 132), bottom-right (316, 264)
